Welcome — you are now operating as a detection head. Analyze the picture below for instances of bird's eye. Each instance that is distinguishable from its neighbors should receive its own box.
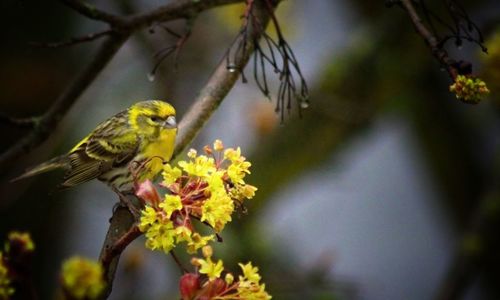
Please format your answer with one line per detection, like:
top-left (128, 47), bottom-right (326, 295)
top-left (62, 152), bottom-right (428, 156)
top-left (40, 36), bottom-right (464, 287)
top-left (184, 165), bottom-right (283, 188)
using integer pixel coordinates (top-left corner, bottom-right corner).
top-left (150, 116), bottom-right (161, 122)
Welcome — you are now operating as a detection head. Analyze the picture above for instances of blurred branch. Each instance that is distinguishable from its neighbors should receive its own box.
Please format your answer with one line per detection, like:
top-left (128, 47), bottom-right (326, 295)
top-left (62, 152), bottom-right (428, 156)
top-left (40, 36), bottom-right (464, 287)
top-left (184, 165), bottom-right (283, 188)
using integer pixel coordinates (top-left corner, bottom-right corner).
top-left (0, 113), bottom-right (38, 129)
top-left (398, 0), bottom-right (459, 79)
top-left (60, 0), bottom-right (125, 25)
top-left (0, 32), bottom-right (129, 169)
top-left (124, 0), bottom-right (242, 28)
top-left (29, 29), bottom-right (113, 48)
top-left (435, 189), bottom-right (500, 300)
top-left (98, 1), bottom-right (276, 298)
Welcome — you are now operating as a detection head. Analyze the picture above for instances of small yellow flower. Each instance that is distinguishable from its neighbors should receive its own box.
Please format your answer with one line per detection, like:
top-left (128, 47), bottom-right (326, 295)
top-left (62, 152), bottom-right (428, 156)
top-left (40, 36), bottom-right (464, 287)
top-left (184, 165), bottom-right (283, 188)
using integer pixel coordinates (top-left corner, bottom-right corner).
top-left (231, 184), bottom-right (258, 201)
top-left (186, 233), bottom-right (214, 254)
top-left (238, 282), bottom-right (272, 300)
top-left (162, 164), bottom-right (182, 185)
top-left (239, 262), bottom-right (261, 284)
top-left (159, 194), bottom-right (182, 218)
top-left (224, 147), bottom-right (242, 162)
top-left (144, 222), bottom-right (175, 253)
top-left (225, 148), bottom-right (251, 185)
top-left (225, 273), bottom-right (234, 285)
top-left (174, 226), bottom-right (192, 243)
top-left (138, 206), bottom-right (157, 232)
top-left (61, 257), bottom-right (105, 300)
top-left (213, 139), bottom-right (224, 151)
top-left (198, 257), bottom-right (224, 281)
top-left (179, 155), bottom-right (216, 178)
top-left (182, 247), bottom-right (272, 299)
top-left (202, 245), bottom-right (213, 258)
top-left (201, 191), bottom-right (234, 232)
top-left (187, 149), bottom-right (197, 158)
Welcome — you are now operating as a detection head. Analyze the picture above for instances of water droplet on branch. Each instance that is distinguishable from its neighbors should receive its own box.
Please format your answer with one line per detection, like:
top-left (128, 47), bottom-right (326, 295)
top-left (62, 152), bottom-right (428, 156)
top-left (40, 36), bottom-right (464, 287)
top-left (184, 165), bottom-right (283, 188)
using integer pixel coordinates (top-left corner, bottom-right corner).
top-left (147, 73), bottom-right (156, 82)
top-left (227, 63), bottom-right (237, 73)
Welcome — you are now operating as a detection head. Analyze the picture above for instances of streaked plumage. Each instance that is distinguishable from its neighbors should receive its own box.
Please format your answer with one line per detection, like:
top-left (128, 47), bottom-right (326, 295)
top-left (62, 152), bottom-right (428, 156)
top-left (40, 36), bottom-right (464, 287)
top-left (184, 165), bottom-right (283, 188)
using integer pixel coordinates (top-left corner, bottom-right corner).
top-left (14, 100), bottom-right (177, 191)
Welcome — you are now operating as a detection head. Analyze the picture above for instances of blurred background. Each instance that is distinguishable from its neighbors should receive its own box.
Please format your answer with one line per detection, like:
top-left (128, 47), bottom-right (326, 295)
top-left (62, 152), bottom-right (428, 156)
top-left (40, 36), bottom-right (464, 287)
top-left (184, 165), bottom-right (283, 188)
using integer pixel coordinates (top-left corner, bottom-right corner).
top-left (1, 0), bottom-right (500, 299)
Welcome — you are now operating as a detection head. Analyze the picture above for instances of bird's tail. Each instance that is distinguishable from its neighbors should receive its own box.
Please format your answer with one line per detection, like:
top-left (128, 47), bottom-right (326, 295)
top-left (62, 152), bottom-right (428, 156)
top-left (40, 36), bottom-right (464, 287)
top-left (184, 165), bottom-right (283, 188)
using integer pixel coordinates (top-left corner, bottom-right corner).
top-left (11, 155), bottom-right (68, 182)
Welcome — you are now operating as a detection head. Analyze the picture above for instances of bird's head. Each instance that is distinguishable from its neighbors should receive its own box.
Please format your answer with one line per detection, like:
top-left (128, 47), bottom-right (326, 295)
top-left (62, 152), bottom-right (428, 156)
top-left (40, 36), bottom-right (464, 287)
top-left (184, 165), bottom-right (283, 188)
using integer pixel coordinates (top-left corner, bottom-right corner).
top-left (129, 100), bottom-right (177, 139)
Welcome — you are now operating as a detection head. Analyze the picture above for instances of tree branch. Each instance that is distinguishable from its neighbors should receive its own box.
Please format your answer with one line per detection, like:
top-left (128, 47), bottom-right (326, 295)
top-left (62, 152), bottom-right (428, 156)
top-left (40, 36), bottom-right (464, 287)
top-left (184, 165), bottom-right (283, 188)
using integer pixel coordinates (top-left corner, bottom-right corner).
top-left (399, 0), bottom-right (458, 79)
top-left (124, 0), bottom-right (243, 29)
top-left (98, 206), bottom-right (140, 299)
top-left (60, 0), bottom-right (125, 25)
top-left (0, 32), bottom-right (129, 170)
top-left (97, 1), bottom-right (276, 298)
top-left (29, 29), bottom-right (113, 48)
top-left (175, 0), bottom-right (274, 156)
top-left (0, 113), bottom-right (38, 129)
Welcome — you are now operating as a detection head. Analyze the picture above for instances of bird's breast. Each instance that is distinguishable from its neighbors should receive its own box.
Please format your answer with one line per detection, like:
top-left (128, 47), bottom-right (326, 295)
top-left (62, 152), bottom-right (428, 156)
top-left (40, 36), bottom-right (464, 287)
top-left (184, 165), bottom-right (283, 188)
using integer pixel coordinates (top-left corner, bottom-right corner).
top-left (139, 128), bottom-right (177, 179)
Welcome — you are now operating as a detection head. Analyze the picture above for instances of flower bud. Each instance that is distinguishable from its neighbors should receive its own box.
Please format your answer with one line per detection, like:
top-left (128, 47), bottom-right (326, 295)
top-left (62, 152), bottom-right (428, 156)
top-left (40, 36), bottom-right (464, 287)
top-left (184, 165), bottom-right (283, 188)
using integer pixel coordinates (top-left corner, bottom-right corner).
top-left (202, 245), bottom-right (213, 258)
top-left (191, 257), bottom-right (201, 267)
top-left (135, 180), bottom-right (161, 207)
top-left (225, 273), bottom-right (234, 285)
top-left (213, 139), bottom-right (224, 151)
top-left (187, 149), bottom-right (197, 158)
top-left (203, 145), bottom-right (213, 155)
top-left (179, 273), bottom-right (200, 300)
top-left (207, 278), bottom-right (226, 297)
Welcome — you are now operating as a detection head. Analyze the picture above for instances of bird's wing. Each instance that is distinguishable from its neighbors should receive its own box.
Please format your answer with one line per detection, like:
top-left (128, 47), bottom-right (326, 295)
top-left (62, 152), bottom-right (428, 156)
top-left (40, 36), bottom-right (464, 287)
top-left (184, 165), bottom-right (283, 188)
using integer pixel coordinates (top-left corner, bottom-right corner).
top-left (61, 114), bottom-right (139, 187)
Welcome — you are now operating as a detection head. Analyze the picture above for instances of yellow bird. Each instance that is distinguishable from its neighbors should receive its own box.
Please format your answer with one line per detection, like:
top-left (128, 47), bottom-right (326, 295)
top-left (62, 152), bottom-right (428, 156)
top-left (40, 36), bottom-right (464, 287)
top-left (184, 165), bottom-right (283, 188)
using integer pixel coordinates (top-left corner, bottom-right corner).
top-left (14, 100), bottom-right (177, 192)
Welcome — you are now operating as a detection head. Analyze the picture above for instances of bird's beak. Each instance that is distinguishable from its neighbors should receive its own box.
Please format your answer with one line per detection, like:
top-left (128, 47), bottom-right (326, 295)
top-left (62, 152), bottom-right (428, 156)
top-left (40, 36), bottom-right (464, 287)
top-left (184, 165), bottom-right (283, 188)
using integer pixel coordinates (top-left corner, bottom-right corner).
top-left (164, 115), bottom-right (177, 129)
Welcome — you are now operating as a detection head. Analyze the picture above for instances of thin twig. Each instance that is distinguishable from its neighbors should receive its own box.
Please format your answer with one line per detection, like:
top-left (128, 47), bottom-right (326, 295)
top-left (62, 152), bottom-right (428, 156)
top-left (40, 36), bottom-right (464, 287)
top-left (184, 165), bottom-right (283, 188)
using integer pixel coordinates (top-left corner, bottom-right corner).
top-left (150, 20), bottom-right (194, 76)
top-left (399, 0), bottom-right (458, 79)
top-left (60, 0), bottom-right (125, 25)
top-left (29, 29), bottom-right (112, 48)
top-left (0, 113), bottom-right (38, 128)
top-left (174, 0), bottom-right (275, 156)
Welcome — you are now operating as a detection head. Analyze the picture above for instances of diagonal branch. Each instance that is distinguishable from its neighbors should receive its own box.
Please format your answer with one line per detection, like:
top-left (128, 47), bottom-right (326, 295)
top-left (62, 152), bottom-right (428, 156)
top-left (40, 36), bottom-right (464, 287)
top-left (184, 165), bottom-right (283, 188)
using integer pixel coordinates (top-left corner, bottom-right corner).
top-left (29, 28), bottom-right (113, 48)
top-left (399, 0), bottom-right (458, 79)
top-left (60, 0), bottom-right (125, 25)
top-left (0, 32), bottom-right (129, 169)
top-left (125, 0), bottom-right (243, 29)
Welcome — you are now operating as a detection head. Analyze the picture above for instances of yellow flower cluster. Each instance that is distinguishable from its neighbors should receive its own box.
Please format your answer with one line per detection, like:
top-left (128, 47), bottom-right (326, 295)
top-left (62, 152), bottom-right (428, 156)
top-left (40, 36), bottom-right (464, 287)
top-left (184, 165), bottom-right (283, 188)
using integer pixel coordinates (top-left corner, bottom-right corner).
top-left (0, 231), bottom-right (36, 299)
top-left (61, 257), bottom-right (105, 300)
top-left (138, 140), bottom-right (257, 254)
top-left (0, 253), bottom-right (13, 299)
top-left (6, 231), bottom-right (35, 253)
top-left (449, 75), bottom-right (490, 104)
top-left (184, 245), bottom-right (271, 300)
top-left (140, 202), bottom-right (215, 254)
top-left (236, 262), bottom-right (271, 300)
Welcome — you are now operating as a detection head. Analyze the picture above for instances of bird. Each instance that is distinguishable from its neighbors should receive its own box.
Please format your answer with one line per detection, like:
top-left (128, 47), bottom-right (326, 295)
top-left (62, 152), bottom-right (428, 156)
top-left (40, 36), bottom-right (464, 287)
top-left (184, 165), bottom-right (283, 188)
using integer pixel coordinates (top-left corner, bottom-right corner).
top-left (13, 100), bottom-right (177, 192)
